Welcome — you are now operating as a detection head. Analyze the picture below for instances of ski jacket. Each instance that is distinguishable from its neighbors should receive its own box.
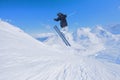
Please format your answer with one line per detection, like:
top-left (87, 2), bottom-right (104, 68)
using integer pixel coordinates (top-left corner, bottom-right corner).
top-left (54, 13), bottom-right (68, 28)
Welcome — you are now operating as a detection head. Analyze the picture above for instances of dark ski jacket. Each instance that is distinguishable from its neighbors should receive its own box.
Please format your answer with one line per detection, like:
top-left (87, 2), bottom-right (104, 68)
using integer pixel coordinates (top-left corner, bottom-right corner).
top-left (54, 13), bottom-right (68, 28)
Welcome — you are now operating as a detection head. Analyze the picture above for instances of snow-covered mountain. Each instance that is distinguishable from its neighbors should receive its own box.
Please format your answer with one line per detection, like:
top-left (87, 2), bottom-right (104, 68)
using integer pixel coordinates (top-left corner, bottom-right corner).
top-left (0, 20), bottom-right (120, 80)
top-left (104, 24), bottom-right (120, 34)
top-left (37, 25), bottom-right (120, 64)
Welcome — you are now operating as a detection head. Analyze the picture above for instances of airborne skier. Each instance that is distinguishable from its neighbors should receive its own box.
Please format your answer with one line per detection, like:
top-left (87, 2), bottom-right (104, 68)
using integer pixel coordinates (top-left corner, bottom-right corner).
top-left (54, 12), bottom-right (71, 46)
top-left (54, 12), bottom-right (68, 32)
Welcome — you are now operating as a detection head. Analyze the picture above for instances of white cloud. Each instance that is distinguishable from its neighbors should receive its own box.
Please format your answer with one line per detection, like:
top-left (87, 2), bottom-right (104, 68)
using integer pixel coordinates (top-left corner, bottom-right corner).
top-left (32, 33), bottom-right (55, 38)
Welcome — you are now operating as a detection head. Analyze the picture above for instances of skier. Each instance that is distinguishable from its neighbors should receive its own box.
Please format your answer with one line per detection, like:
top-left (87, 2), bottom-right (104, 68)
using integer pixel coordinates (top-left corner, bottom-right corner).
top-left (54, 12), bottom-right (68, 32)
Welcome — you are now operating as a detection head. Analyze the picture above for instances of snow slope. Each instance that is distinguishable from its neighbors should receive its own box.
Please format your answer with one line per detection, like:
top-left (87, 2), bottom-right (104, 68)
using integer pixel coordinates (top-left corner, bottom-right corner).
top-left (0, 20), bottom-right (120, 80)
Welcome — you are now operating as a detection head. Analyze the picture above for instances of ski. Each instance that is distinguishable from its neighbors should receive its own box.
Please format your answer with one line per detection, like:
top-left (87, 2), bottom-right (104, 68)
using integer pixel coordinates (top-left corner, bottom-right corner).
top-left (54, 25), bottom-right (71, 46)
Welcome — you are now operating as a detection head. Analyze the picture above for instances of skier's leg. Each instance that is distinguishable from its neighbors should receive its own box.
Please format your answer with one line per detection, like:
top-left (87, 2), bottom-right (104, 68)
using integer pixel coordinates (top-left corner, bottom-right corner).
top-left (61, 26), bottom-right (68, 34)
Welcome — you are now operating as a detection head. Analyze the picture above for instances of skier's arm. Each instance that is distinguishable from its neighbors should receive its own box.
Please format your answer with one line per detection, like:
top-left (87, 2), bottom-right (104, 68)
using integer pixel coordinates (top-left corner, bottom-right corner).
top-left (54, 17), bottom-right (60, 21)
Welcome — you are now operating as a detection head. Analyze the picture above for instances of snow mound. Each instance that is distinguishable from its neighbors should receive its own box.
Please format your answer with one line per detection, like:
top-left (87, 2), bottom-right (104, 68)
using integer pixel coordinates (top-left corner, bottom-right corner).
top-left (0, 20), bottom-right (120, 80)
top-left (0, 20), bottom-right (45, 49)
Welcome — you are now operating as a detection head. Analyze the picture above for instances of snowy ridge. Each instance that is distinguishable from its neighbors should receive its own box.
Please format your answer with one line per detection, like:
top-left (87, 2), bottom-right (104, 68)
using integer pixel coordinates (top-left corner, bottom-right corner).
top-left (0, 20), bottom-right (120, 80)
top-left (0, 20), bottom-right (45, 49)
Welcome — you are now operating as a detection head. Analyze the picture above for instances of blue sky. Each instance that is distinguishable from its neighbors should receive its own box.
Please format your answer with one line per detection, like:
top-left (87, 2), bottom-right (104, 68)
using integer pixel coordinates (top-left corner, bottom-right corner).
top-left (0, 0), bottom-right (120, 34)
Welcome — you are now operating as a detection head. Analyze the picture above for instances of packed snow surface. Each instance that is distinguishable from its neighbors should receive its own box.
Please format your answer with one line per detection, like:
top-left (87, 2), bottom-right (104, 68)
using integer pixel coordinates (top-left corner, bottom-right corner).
top-left (0, 20), bottom-right (120, 80)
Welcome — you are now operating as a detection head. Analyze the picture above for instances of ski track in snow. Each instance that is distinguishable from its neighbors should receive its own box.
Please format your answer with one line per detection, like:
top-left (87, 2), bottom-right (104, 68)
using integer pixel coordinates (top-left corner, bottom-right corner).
top-left (0, 20), bottom-right (120, 80)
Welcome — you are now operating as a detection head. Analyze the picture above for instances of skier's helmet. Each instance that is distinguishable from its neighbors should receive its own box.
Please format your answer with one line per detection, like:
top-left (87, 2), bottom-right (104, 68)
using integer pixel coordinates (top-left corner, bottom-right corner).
top-left (57, 12), bottom-right (63, 16)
